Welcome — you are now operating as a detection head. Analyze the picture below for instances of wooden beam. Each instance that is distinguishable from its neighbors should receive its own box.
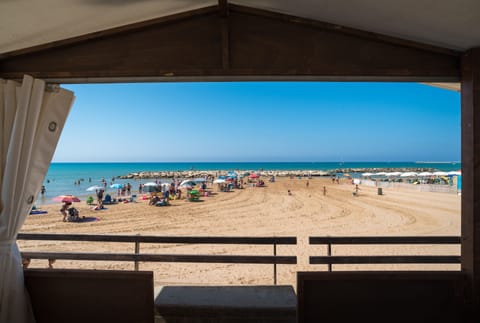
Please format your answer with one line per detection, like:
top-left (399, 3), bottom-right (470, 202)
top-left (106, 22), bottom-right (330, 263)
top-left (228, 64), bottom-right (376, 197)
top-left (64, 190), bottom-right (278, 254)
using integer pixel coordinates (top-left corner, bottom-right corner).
top-left (18, 233), bottom-right (297, 245)
top-left (461, 47), bottom-right (480, 319)
top-left (21, 252), bottom-right (298, 264)
top-left (0, 4), bottom-right (460, 82)
top-left (310, 255), bottom-right (461, 265)
top-left (310, 236), bottom-right (461, 244)
top-left (219, 0), bottom-right (230, 70)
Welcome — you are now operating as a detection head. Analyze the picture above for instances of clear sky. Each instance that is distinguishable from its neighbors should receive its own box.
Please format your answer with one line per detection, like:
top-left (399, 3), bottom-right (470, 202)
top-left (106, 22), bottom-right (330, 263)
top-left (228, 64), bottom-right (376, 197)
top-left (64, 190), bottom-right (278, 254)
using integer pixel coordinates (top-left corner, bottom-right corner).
top-left (54, 82), bottom-right (460, 162)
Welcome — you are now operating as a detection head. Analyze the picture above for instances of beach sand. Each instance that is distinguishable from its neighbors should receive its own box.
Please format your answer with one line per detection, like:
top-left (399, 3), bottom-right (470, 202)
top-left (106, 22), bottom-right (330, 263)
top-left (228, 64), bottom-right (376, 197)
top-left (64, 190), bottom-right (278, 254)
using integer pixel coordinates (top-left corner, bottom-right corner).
top-left (19, 177), bottom-right (461, 288)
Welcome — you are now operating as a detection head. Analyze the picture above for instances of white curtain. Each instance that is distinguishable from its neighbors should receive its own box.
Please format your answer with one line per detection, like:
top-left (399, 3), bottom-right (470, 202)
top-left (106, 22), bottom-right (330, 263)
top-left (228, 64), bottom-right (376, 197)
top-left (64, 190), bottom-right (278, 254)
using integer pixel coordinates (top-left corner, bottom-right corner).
top-left (0, 75), bottom-right (74, 322)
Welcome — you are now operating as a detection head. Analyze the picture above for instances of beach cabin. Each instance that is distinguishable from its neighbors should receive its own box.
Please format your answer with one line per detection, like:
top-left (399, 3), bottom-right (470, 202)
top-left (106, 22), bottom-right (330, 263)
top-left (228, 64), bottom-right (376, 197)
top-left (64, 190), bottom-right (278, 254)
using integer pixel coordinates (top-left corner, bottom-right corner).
top-left (1, 1), bottom-right (479, 322)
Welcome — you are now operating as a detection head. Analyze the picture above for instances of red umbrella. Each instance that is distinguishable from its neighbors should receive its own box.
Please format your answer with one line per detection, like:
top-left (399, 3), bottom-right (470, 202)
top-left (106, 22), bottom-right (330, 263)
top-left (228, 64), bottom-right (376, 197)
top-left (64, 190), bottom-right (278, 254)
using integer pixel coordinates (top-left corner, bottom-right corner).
top-left (53, 195), bottom-right (81, 203)
top-left (249, 173), bottom-right (260, 179)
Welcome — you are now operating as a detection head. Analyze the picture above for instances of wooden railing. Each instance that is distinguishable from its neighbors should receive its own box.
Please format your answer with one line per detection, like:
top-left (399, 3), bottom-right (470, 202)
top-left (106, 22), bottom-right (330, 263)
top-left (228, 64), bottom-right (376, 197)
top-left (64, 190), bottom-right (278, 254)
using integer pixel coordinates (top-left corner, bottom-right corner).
top-left (309, 236), bottom-right (461, 271)
top-left (18, 233), bottom-right (297, 285)
top-left (18, 234), bottom-right (461, 284)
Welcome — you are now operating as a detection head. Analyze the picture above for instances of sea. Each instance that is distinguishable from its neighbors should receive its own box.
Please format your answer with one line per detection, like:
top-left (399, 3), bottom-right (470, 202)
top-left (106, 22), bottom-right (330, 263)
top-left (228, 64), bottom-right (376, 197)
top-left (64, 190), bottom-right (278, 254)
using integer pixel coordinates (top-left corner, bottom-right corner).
top-left (37, 161), bottom-right (461, 205)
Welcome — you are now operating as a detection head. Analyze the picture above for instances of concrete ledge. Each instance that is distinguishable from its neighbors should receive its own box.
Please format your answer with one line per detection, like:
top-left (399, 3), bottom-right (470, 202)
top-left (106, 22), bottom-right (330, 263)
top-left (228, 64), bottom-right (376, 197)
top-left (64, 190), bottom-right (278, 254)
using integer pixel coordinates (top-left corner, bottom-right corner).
top-left (154, 285), bottom-right (296, 323)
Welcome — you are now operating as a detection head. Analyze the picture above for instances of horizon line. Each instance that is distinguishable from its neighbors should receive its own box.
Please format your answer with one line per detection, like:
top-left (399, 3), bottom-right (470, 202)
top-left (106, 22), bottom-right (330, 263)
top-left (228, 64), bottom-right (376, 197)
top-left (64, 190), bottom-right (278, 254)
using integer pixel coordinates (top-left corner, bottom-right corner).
top-left (50, 160), bottom-right (461, 164)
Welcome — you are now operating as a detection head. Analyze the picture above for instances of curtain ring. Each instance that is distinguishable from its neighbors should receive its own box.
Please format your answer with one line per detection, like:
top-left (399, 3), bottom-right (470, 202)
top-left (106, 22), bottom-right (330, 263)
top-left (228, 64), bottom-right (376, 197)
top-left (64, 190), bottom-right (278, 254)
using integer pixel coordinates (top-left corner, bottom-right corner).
top-left (48, 122), bottom-right (57, 132)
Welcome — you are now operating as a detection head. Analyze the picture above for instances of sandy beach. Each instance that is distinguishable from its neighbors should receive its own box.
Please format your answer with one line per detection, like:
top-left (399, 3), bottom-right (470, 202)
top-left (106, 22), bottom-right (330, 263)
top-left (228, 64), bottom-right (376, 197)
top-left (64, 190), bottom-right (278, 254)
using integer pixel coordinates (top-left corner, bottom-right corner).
top-left (19, 177), bottom-right (461, 288)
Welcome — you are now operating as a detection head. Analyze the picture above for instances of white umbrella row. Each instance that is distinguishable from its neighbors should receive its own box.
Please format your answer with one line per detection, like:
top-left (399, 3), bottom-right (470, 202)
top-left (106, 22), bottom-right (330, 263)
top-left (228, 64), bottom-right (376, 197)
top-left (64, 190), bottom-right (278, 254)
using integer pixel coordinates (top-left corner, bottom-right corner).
top-left (362, 171), bottom-right (461, 177)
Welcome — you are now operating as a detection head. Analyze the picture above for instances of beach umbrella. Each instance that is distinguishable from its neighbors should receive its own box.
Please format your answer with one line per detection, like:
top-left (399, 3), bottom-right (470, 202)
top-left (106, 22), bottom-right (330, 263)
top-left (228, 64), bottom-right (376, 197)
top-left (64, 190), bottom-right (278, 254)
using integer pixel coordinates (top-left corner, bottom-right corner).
top-left (53, 195), bottom-right (81, 203)
top-left (193, 178), bottom-right (207, 183)
top-left (249, 173), bottom-right (260, 179)
top-left (417, 172), bottom-right (433, 177)
top-left (433, 171), bottom-right (448, 176)
top-left (142, 182), bottom-right (159, 192)
top-left (86, 185), bottom-right (103, 191)
top-left (180, 180), bottom-right (197, 187)
top-left (142, 183), bottom-right (162, 192)
top-left (387, 172), bottom-right (402, 177)
top-left (213, 178), bottom-right (226, 184)
top-left (110, 183), bottom-right (124, 189)
top-left (448, 171), bottom-right (461, 176)
top-left (143, 182), bottom-right (158, 186)
top-left (400, 172), bottom-right (417, 177)
top-left (227, 171), bottom-right (238, 178)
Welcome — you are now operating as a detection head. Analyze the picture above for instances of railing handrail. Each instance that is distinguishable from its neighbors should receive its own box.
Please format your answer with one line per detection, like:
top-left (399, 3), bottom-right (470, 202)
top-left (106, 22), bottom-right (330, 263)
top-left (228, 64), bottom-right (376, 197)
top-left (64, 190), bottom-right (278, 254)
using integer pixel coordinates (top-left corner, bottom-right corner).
top-left (309, 235), bottom-right (461, 270)
top-left (21, 252), bottom-right (297, 264)
top-left (310, 255), bottom-right (461, 265)
top-left (18, 233), bottom-right (297, 245)
top-left (309, 236), bottom-right (460, 245)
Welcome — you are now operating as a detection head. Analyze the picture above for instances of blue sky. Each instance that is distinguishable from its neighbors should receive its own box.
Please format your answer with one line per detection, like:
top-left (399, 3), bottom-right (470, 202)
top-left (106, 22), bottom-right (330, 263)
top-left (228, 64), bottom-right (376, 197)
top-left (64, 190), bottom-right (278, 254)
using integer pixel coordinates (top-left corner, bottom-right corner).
top-left (55, 82), bottom-right (460, 162)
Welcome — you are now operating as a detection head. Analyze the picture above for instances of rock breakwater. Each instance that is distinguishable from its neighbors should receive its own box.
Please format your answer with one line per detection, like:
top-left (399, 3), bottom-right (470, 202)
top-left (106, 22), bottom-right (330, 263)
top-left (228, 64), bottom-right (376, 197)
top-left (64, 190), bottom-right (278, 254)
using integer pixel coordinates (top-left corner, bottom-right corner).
top-left (117, 167), bottom-right (436, 179)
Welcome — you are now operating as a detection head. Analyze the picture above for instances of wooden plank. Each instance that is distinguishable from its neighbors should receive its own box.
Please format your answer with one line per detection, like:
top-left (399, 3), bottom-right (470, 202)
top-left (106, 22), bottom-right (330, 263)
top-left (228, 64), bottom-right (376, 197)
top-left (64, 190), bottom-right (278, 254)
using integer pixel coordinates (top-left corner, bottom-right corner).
top-left (220, 0), bottom-right (230, 70)
top-left (231, 4), bottom-right (458, 57)
top-left (461, 47), bottom-right (480, 318)
top-left (227, 10), bottom-right (459, 79)
top-left (310, 255), bottom-right (461, 264)
top-left (310, 236), bottom-right (461, 245)
top-left (21, 252), bottom-right (297, 264)
top-left (17, 233), bottom-right (296, 244)
top-left (25, 269), bottom-right (154, 323)
top-left (297, 271), bottom-right (467, 323)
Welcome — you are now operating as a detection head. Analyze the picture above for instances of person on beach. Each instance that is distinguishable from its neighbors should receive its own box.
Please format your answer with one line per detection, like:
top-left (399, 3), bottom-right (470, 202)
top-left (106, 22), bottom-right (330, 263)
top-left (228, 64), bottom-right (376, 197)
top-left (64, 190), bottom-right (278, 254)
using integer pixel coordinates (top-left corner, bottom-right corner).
top-left (288, 189), bottom-right (292, 195)
top-left (306, 180), bottom-right (309, 188)
top-left (323, 186), bottom-right (327, 196)
top-left (60, 201), bottom-right (72, 222)
top-left (40, 185), bottom-right (46, 196)
top-left (174, 188), bottom-right (181, 199)
top-left (353, 184), bottom-right (359, 196)
top-left (97, 189), bottom-right (104, 208)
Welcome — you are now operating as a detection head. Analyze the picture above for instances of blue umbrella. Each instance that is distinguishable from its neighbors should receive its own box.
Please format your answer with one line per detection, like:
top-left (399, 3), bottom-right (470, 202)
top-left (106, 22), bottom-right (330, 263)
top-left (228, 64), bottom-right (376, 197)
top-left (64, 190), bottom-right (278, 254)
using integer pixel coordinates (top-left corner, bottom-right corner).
top-left (110, 183), bottom-right (123, 189)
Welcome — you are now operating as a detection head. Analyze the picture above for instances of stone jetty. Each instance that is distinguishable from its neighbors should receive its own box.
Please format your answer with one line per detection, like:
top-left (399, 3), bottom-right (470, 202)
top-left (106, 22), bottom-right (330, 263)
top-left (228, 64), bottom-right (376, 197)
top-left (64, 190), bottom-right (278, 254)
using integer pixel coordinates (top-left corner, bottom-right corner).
top-left (117, 167), bottom-right (437, 179)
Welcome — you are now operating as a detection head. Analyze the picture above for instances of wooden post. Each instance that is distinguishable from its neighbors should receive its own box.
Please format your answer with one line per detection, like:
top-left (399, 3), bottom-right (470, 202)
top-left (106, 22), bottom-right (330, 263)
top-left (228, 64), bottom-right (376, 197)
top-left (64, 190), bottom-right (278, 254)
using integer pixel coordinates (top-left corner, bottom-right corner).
top-left (134, 236), bottom-right (140, 271)
top-left (273, 242), bottom-right (277, 285)
top-left (328, 243), bottom-right (332, 272)
top-left (461, 47), bottom-right (480, 320)
top-left (219, 0), bottom-right (230, 70)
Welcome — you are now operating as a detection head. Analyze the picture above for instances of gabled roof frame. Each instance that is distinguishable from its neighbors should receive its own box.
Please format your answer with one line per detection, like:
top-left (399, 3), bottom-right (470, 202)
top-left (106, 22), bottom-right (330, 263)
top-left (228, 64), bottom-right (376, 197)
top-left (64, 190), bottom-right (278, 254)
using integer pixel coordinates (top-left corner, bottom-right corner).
top-left (0, 3), bottom-right (460, 83)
